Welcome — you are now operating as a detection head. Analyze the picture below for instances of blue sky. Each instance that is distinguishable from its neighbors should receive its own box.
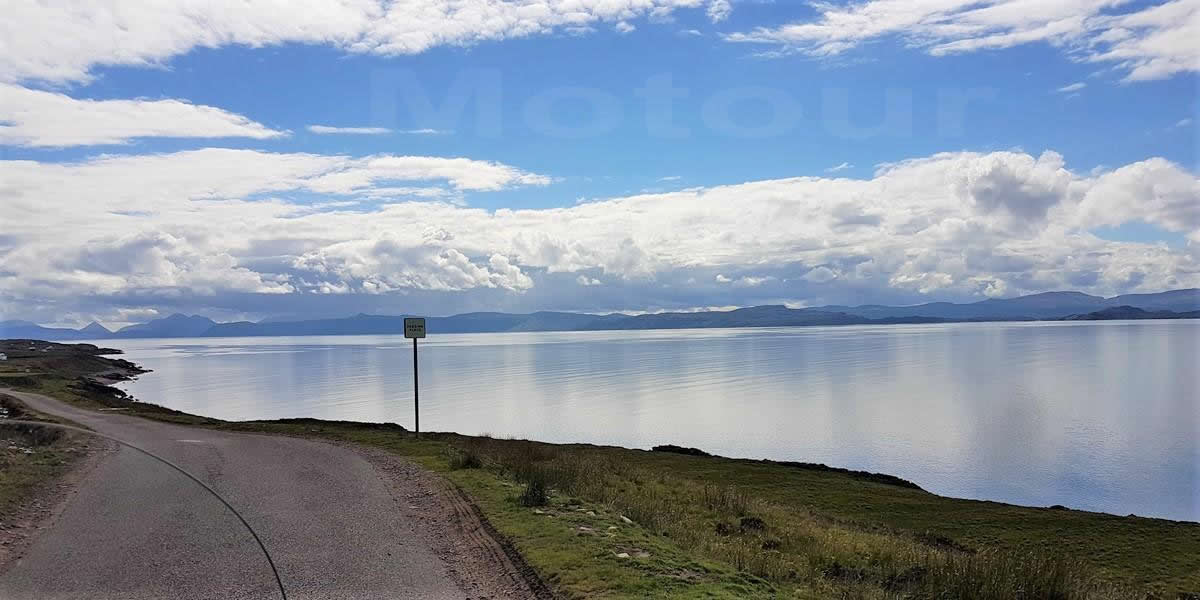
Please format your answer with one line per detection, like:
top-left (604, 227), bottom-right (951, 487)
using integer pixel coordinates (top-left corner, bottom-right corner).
top-left (0, 0), bottom-right (1197, 326)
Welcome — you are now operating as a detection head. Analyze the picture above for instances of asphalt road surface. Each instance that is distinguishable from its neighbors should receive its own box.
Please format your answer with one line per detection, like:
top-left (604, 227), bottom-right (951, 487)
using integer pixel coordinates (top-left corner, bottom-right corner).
top-left (0, 390), bottom-right (505, 600)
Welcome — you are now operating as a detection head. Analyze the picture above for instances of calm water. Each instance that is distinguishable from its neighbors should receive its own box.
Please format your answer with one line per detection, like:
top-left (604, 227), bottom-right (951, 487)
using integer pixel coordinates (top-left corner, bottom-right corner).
top-left (106, 321), bottom-right (1198, 521)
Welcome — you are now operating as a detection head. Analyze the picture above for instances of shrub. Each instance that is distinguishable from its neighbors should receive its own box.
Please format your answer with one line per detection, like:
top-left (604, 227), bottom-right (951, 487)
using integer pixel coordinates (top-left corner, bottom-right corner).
top-left (447, 445), bottom-right (482, 470)
top-left (519, 472), bottom-right (549, 507)
top-left (739, 516), bottom-right (766, 532)
top-left (651, 444), bottom-right (711, 457)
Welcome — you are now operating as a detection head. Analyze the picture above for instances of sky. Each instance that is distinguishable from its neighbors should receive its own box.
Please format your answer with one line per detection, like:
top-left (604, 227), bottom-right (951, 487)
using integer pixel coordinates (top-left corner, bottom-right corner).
top-left (1, 0), bottom-right (1197, 328)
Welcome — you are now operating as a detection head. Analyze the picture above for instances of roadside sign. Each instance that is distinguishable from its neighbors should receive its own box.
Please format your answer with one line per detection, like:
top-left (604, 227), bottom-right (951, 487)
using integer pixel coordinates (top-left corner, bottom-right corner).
top-left (404, 317), bottom-right (426, 436)
top-left (404, 317), bottom-right (426, 339)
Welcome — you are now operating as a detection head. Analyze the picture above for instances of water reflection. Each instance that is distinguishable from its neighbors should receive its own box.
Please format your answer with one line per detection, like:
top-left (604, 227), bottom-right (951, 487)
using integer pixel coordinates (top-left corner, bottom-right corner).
top-left (108, 321), bottom-right (1198, 521)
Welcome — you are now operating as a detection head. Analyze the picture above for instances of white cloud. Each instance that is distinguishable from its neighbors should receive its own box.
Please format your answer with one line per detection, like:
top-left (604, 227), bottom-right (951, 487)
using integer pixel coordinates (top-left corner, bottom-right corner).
top-left (802, 266), bottom-right (838, 283)
top-left (0, 84), bottom-right (285, 147)
top-left (658, 175), bottom-right (683, 181)
top-left (1, 1), bottom-right (733, 84)
top-left (57, 231), bottom-right (294, 296)
top-left (1056, 82), bottom-right (1086, 93)
top-left (1, 148), bottom-right (1196, 321)
top-left (308, 126), bottom-right (449, 135)
top-left (0, 148), bottom-right (551, 233)
top-left (615, 21), bottom-right (636, 34)
top-left (1072, 157), bottom-right (1200, 237)
top-left (732, 275), bottom-right (776, 287)
top-left (724, 0), bottom-right (1200, 82)
top-left (293, 240), bottom-right (532, 294)
top-left (826, 162), bottom-right (853, 173)
top-left (707, 0), bottom-right (733, 23)
top-left (307, 125), bottom-right (391, 135)
top-left (1174, 118), bottom-right (1193, 128)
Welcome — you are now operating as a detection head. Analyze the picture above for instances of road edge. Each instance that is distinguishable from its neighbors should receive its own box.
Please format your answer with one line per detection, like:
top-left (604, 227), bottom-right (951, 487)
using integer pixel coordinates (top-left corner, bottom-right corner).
top-left (0, 394), bottom-right (116, 576)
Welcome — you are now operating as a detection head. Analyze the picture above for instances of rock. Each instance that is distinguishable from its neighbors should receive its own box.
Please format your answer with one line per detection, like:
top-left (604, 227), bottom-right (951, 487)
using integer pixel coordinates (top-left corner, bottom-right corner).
top-left (615, 552), bottom-right (630, 559)
top-left (586, 511), bottom-right (596, 517)
top-left (619, 515), bottom-right (633, 524)
top-left (607, 526), bottom-right (618, 531)
top-left (532, 509), bottom-right (545, 515)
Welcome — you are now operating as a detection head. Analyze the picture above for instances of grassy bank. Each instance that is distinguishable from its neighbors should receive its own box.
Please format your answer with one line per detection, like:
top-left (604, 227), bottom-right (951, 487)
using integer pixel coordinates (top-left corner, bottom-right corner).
top-left (2, 340), bottom-right (1198, 598)
top-left (235, 424), bottom-right (1198, 599)
top-left (0, 395), bottom-right (84, 532)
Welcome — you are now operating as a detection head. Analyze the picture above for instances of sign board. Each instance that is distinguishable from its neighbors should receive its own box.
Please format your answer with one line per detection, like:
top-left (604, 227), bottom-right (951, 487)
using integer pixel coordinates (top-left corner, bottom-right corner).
top-left (404, 317), bottom-right (426, 339)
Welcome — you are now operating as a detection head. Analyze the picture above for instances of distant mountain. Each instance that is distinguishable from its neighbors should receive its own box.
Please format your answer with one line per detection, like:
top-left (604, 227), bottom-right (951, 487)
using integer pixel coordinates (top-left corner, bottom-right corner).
top-left (584, 306), bottom-right (871, 330)
top-left (1107, 289), bottom-right (1200, 312)
top-left (6, 288), bottom-right (1197, 341)
top-left (80, 321), bottom-right (112, 336)
top-left (204, 311), bottom-right (614, 337)
top-left (508, 311), bottom-right (627, 332)
top-left (825, 289), bottom-right (1199, 321)
top-left (1061, 306), bottom-right (1200, 321)
top-left (114, 314), bottom-right (218, 338)
top-left (204, 312), bottom-right (542, 337)
top-left (0, 320), bottom-right (96, 340)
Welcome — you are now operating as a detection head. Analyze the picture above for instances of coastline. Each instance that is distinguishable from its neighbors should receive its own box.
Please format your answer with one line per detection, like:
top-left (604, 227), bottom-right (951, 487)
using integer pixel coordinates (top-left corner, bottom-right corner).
top-left (2, 339), bottom-right (1198, 598)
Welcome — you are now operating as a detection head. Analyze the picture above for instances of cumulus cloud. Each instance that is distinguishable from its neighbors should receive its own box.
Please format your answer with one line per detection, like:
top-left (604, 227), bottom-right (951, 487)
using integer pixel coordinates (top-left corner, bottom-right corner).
top-left (2, 1), bottom-right (733, 84)
top-left (0, 148), bottom-right (549, 306)
top-left (724, 0), bottom-right (1199, 81)
top-left (1073, 157), bottom-right (1200, 239)
top-left (1, 148), bottom-right (1196, 323)
top-left (0, 84), bottom-right (286, 147)
top-left (292, 238), bottom-right (532, 294)
top-left (59, 232), bottom-right (294, 296)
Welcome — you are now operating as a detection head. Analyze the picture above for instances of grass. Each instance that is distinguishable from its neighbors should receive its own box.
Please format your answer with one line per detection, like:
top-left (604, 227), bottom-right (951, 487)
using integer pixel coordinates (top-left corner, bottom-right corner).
top-left (2, 339), bottom-right (1199, 598)
top-left (0, 395), bottom-right (83, 519)
top-left (216, 424), bottom-right (1196, 599)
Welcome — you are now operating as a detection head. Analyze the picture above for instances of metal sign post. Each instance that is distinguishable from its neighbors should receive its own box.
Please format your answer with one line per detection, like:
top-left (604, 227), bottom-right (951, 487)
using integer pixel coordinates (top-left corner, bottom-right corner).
top-left (403, 318), bottom-right (426, 435)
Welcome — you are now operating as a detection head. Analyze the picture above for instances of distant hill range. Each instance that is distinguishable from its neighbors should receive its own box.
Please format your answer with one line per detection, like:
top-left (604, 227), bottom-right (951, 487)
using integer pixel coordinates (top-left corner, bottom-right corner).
top-left (1061, 305), bottom-right (1200, 321)
top-left (4, 288), bottom-right (1197, 341)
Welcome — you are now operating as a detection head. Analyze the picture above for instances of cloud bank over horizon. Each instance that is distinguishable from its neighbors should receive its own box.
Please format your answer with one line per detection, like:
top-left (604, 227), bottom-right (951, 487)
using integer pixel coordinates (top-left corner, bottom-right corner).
top-left (2, 147), bottom-right (1196, 327)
